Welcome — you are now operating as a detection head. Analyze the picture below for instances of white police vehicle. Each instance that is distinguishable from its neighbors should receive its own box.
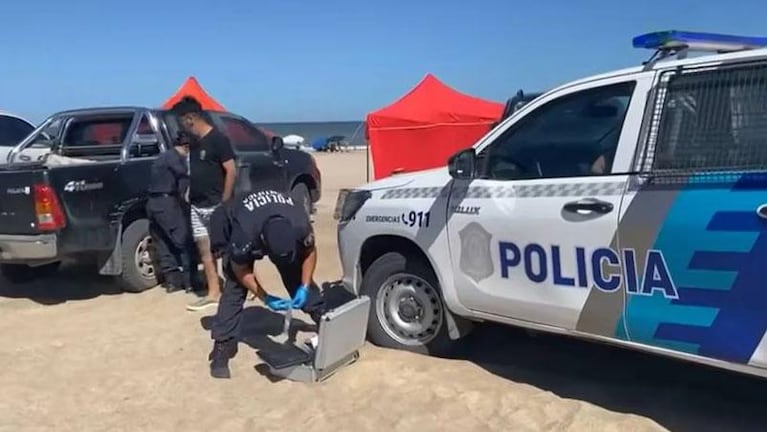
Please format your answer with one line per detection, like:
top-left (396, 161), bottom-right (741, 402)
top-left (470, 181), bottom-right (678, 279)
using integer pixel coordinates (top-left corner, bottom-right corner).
top-left (335, 31), bottom-right (767, 378)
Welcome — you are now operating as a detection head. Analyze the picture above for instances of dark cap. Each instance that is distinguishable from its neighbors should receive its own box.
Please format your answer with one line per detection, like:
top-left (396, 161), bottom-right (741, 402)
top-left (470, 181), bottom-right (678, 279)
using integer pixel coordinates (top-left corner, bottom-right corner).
top-left (171, 96), bottom-right (203, 117)
top-left (262, 217), bottom-right (298, 262)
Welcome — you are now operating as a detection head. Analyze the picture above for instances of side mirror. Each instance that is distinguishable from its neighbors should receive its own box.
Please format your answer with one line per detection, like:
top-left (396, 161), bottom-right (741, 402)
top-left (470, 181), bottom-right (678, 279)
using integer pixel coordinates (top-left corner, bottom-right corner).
top-left (131, 134), bottom-right (160, 157)
top-left (448, 148), bottom-right (477, 179)
top-left (271, 136), bottom-right (284, 152)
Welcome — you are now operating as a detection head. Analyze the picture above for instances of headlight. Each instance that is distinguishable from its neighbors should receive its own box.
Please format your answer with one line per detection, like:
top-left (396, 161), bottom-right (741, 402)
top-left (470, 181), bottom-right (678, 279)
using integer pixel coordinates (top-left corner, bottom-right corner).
top-left (334, 189), bottom-right (371, 222)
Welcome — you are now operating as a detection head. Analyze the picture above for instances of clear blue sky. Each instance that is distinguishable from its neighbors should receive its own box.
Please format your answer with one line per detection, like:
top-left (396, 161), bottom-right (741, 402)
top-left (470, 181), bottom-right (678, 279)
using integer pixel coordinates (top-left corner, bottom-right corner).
top-left (2, 0), bottom-right (765, 123)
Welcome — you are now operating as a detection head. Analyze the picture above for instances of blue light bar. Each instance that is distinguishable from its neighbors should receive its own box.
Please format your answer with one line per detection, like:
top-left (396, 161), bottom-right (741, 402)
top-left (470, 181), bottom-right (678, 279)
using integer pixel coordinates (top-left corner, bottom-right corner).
top-left (633, 30), bottom-right (767, 53)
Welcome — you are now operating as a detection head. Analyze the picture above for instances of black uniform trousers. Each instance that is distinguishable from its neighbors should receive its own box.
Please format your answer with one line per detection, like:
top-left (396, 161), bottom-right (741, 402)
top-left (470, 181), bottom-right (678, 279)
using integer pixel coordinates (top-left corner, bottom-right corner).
top-left (147, 195), bottom-right (192, 287)
top-left (212, 253), bottom-right (325, 343)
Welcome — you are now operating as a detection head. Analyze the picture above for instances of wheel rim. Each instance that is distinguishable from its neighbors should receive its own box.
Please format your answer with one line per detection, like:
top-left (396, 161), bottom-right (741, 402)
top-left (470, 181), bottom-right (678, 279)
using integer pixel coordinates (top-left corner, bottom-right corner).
top-left (135, 236), bottom-right (155, 279)
top-left (375, 273), bottom-right (444, 346)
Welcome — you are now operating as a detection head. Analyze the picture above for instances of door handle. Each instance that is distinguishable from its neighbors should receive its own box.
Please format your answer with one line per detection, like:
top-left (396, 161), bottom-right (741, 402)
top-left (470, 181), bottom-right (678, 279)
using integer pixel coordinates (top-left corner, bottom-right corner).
top-left (563, 198), bottom-right (614, 214)
top-left (757, 204), bottom-right (767, 220)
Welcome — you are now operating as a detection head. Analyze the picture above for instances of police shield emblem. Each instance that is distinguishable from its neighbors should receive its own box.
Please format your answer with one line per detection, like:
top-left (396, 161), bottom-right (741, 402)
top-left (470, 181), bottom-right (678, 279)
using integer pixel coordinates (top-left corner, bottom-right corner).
top-left (458, 222), bottom-right (494, 283)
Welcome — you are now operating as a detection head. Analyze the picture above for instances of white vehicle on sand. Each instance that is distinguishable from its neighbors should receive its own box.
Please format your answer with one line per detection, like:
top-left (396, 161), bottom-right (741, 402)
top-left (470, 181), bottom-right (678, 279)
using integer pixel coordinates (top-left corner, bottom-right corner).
top-left (0, 112), bottom-right (35, 165)
top-left (334, 31), bottom-right (767, 379)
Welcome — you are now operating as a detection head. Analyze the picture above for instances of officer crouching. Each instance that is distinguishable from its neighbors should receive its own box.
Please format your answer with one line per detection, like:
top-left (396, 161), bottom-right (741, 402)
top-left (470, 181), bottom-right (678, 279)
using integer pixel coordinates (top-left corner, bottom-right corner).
top-left (206, 188), bottom-right (324, 379)
top-left (146, 132), bottom-right (194, 292)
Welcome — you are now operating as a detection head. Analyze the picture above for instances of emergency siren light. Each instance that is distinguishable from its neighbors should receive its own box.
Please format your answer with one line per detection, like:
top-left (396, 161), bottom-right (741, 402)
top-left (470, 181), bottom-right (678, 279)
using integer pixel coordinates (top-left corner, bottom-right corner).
top-left (633, 30), bottom-right (767, 68)
top-left (633, 30), bottom-right (767, 53)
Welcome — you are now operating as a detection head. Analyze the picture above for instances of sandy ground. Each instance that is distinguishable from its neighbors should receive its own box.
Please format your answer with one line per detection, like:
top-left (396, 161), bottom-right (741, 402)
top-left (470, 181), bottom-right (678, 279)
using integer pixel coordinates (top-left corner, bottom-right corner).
top-left (1, 151), bottom-right (766, 432)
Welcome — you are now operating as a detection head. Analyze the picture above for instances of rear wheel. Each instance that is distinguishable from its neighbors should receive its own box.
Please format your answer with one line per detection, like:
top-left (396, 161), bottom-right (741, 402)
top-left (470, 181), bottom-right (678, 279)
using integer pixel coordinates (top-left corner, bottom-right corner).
top-left (119, 219), bottom-right (157, 293)
top-left (361, 252), bottom-right (456, 356)
top-left (0, 261), bottom-right (61, 284)
top-left (291, 182), bottom-right (312, 217)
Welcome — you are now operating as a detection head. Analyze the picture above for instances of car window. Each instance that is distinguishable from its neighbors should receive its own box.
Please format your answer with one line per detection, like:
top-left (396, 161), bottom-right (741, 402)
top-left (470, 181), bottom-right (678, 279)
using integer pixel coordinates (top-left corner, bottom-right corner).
top-left (0, 115), bottom-right (34, 147)
top-left (217, 116), bottom-right (269, 152)
top-left (646, 62), bottom-right (767, 173)
top-left (62, 115), bottom-right (133, 147)
top-left (481, 81), bottom-right (636, 180)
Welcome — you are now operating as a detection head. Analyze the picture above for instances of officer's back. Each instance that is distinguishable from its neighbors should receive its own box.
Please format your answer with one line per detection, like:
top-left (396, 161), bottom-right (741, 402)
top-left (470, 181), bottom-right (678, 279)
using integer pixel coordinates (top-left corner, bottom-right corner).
top-left (148, 145), bottom-right (189, 198)
top-left (229, 189), bottom-right (308, 237)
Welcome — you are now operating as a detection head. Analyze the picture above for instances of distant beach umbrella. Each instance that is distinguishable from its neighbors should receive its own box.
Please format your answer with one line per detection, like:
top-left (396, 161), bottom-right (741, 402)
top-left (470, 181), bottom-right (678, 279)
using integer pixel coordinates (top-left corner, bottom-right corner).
top-left (283, 134), bottom-right (304, 145)
top-left (311, 136), bottom-right (329, 151)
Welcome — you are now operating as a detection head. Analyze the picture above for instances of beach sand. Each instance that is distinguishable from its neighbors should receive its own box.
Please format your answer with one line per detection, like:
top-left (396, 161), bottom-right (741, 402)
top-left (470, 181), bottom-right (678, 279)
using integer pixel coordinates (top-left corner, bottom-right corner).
top-left (1, 151), bottom-right (764, 432)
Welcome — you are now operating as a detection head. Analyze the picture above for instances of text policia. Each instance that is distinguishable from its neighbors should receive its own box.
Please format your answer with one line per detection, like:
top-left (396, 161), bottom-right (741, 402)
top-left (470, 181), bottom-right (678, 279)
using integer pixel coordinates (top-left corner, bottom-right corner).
top-left (498, 241), bottom-right (678, 299)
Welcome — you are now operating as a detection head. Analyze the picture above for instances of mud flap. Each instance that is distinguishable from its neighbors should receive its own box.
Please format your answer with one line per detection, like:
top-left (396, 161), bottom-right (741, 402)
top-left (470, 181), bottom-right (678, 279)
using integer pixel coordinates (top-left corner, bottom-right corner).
top-left (444, 303), bottom-right (474, 340)
top-left (99, 222), bottom-right (122, 276)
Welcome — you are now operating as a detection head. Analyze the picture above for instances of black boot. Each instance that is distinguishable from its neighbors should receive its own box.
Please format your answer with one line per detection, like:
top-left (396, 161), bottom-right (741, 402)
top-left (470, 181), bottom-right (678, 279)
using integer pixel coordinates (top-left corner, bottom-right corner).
top-left (209, 339), bottom-right (238, 379)
top-left (162, 270), bottom-right (184, 293)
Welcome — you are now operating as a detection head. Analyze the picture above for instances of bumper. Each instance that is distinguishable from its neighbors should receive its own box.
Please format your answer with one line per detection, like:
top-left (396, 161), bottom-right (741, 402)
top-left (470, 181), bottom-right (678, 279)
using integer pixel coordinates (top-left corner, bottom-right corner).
top-left (0, 234), bottom-right (58, 262)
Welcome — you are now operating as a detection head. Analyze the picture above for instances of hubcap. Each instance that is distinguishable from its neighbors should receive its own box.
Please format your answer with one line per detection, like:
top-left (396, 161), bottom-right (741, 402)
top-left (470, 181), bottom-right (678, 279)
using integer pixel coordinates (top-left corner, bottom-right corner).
top-left (375, 273), bottom-right (444, 346)
top-left (135, 236), bottom-right (155, 279)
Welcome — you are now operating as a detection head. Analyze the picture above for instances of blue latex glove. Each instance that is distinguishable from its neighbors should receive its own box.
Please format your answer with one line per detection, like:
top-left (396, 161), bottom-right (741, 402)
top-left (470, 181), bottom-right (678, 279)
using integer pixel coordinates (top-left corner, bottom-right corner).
top-left (292, 284), bottom-right (309, 309)
top-left (265, 294), bottom-right (291, 311)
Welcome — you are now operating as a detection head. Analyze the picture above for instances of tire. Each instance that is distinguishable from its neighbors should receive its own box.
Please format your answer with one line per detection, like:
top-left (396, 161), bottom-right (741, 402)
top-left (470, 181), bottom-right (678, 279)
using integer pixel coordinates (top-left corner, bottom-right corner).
top-left (291, 182), bottom-right (312, 217)
top-left (119, 219), bottom-right (157, 293)
top-left (361, 252), bottom-right (456, 356)
top-left (0, 261), bottom-right (60, 284)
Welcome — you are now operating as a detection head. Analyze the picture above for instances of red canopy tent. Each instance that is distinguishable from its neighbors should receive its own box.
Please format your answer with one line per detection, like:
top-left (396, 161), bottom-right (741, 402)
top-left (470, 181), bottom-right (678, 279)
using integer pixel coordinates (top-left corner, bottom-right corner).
top-left (159, 77), bottom-right (276, 138)
top-left (161, 76), bottom-right (226, 112)
top-left (366, 74), bottom-right (503, 180)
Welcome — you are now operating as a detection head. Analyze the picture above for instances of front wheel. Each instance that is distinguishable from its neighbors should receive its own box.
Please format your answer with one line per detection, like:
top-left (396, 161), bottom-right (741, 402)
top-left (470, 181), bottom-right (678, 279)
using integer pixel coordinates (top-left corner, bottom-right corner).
top-left (119, 219), bottom-right (157, 293)
top-left (360, 252), bottom-right (456, 356)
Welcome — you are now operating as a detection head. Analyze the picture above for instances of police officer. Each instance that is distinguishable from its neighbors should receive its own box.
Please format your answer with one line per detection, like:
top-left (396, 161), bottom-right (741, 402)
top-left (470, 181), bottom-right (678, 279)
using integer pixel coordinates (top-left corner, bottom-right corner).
top-left (206, 188), bottom-right (324, 379)
top-left (146, 132), bottom-right (193, 292)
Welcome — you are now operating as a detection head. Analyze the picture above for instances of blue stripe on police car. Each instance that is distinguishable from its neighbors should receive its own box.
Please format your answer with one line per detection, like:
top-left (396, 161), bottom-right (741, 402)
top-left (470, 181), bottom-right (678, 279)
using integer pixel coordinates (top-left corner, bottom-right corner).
top-left (498, 242), bottom-right (679, 299)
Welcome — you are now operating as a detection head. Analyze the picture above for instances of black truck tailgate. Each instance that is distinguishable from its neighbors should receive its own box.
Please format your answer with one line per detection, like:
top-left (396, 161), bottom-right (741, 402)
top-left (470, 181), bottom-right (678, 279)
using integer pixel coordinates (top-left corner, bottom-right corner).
top-left (0, 166), bottom-right (49, 235)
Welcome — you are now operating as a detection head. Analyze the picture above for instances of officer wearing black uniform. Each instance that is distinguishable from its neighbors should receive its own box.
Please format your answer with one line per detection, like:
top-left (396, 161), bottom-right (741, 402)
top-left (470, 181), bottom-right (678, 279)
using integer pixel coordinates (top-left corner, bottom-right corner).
top-left (146, 133), bottom-right (193, 292)
top-left (206, 188), bottom-right (324, 379)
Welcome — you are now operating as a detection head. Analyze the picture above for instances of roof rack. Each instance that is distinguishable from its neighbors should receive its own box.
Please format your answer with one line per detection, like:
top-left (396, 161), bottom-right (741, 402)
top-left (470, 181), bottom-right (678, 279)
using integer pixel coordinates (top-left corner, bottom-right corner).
top-left (635, 30), bottom-right (767, 70)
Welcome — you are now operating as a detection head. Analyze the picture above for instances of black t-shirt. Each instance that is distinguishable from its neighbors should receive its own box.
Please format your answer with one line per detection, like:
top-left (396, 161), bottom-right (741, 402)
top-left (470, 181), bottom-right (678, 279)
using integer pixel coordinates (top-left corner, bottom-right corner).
top-left (209, 189), bottom-right (313, 266)
top-left (189, 128), bottom-right (236, 207)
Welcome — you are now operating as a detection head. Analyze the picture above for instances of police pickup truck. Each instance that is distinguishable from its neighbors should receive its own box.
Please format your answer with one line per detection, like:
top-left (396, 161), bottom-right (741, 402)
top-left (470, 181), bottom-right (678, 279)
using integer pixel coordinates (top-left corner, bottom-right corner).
top-left (0, 106), bottom-right (321, 292)
top-left (335, 31), bottom-right (767, 379)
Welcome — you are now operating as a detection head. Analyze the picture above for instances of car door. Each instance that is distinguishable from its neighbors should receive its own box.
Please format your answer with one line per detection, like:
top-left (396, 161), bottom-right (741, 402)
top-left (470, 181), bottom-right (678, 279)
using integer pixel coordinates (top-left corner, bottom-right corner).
top-left (211, 113), bottom-right (287, 194)
top-left (115, 112), bottom-right (165, 214)
top-left (620, 59), bottom-right (767, 368)
top-left (446, 73), bottom-right (653, 336)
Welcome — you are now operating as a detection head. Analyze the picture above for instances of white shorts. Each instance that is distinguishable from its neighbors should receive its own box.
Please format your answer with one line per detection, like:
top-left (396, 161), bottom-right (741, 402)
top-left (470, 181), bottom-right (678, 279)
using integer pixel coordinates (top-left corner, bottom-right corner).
top-left (190, 205), bottom-right (218, 239)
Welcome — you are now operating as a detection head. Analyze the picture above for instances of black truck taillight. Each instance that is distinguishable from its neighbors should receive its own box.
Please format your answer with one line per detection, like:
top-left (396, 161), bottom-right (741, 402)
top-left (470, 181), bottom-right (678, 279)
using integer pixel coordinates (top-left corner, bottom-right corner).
top-left (33, 184), bottom-right (66, 231)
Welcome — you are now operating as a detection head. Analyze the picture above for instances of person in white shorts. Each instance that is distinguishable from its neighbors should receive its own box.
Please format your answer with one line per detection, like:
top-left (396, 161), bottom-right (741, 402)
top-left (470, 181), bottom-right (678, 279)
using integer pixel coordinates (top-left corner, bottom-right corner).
top-left (172, 96), bottom-right (237, 312)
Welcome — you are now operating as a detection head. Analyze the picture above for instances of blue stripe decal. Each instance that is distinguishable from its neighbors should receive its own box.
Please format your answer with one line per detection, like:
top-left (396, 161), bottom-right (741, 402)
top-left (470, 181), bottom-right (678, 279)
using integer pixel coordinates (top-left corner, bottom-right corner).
top-left (622, 173), bottom-right (767, 364)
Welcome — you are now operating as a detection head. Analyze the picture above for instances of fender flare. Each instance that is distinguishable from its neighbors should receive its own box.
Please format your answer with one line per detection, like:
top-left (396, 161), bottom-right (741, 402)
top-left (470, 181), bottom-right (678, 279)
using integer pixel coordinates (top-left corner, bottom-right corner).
top-left (98, 199), bottom-right (147, 276)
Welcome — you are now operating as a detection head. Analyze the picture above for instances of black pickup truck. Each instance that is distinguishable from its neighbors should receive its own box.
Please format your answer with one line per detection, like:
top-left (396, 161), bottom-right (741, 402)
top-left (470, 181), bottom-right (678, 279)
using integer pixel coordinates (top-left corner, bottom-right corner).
top-left (0, 107), bottom-right (321, 292)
